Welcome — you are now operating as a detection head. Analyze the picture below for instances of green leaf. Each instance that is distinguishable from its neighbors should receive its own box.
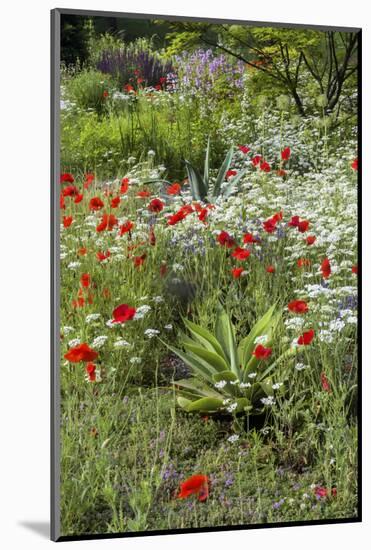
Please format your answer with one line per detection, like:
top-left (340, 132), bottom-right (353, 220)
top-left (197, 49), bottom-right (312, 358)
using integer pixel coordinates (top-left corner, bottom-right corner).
top-left (204, 136), bottom-right (210, 190)
top-left (177, 396), bottom-right (193, 410)
top-left (213, 145), bottom-right (234, 197)
top-left (235, 398), bottom-right (252, 413)
top-left (161, 341), bottom-right (214, 383)
top-left (212, 371), bottom-right (238, 382)
top-left (184, 159), bottom-right (208, 201)
top-left (173, 378), bottom-right (222, 398)
top-left (238, 305), bottom-right (279, 375)
top-left (215, 305), bottom-right (239, 376)
top-left (186, 397), bottom-right (224, 413)
top-left (183, 318), bottom-right (227, 360)
top-left (221, 168), bottom-right (248, 197)
top-left (183, 343), bottom-right (229, 373)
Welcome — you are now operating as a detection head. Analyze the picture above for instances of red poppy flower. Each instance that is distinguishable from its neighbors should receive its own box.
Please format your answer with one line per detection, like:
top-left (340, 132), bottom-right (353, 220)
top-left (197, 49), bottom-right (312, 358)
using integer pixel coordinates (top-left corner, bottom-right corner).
top-left (102, 90), bottom-right (109, 98)
top-left (252, 155), bottom-right (262, 167)
top-left (297, 329), bottom-right (315, 346)
top-left (260, 160), bottom-right (271, 172)
top-left (96, 250), bottom-right (110, 262)
top-left (243, 233), bottom-right (258, 244)
top-left (160, 262), bottom-right (167, 277)
top-left (119, 221), bottom-right (134, 235)
top-left (314, 486), bottom-right (328, 499)
top-left (298, 220), bottom-right (309, 233)
top-left (78, 247), bottom-right (87, 256)
top-left (320, 372), bottom-right (331, 393)
top-left (238, 145), bottom-right (250, 154)
top-left (112, 303), bottom-right (136, 324)
top-left (351, 158), bottom-right (358, 171)
top-left (167, 210), bottom-right (186, 226)
top-left (120, 178), bottom-right (129, 194)
top-left (263, 218), bottom-right (277, 233)
top-left (89, 197), bottom-right (104, 211)
top-left (288, 215), bottom-right (300, 227)
top-left (60, 194), bottom-right (65, 209)
top-left (273, 211), bottom-right (283, 222)
top-left (266, 265), bottom-right (275, 273)
top-left (167, 183), bottom-right (182, 195)
top-left (62, 185), bottom-right (79, 197)
top-left (288, 300), bottom-right (308, 314)
top-left (72, 296), bottom-right (85, 308)
top-left (96, 214), bottom-right (118, 232)
top-left (306, 235), bottom-right (316, 246)
top-left (217, 231), bottom-right (236, 248)
top-left (148, 198), bottom-right (164, 213)
top-left (64, 343), bottom-right (98, 363)
top-left (60, 173), bottom-right (74, 184)
top-left (253, 344), bottom-right (272, 360)
top-left (85, 363), bottom-right (97, 382)
top-left (297, 258), bottom-right (311, 268)
top-left (276, 169), bottom-right (287, 177)
top-left (136, 190), bottom-right (151, 198)
top-left (159, 76), bottom-right (167, 84)
top-left (83, 173), bottom-right (95, 189)
top-left (226, 169), bottom-right (237, 179)
top-left (110, 196), bottom-right (121, 208)
top-left (352, 265), bottom-right (358, 274)
top-left (281, 147), bottom-right (291, 161)
top-left (198, 208), bottom-right (208, 222)
top-left (321, 258), bottom-right (331, 279)
top-left (133, 253), bottom-right (147, 268)
top-left (149, 226), bottom-right (156, 246)
top-left (231, 247), bottom-right (251, 261)
top-left (63, 216), bottom-right (73, 228)
top-left (80, 273), bottom-right (91, 288)
top-left (74, 193), bottom-right (84, 204)
top-left (177, 474), bottom-right (209, 502)
top-left (124, 84), bottom-right (134, 92)
top-left (232, 267), bottom-right (245, 279)
top-left (180, 204), bottom-right (194, 216)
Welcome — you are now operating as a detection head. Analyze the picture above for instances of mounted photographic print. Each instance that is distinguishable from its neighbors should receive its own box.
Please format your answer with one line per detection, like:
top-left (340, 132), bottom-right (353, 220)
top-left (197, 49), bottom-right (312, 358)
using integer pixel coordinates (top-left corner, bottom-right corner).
top-left (51, 8), bottom-right (361, 541)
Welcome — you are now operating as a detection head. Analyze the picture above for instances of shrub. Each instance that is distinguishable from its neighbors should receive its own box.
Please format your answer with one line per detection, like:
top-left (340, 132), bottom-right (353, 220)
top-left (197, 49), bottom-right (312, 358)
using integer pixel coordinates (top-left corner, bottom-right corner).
top-left (67, 69), bottom-right (112, 114)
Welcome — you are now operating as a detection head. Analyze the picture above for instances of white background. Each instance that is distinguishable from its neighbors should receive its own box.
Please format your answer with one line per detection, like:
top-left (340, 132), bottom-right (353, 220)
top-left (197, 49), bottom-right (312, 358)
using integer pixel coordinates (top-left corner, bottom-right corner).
top-left (0, 0), bottom-right (368, 547)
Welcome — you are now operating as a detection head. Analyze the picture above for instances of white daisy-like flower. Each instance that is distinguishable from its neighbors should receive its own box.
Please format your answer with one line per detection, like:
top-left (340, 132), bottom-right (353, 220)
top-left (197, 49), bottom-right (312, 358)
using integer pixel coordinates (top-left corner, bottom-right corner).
top-left (113, 339), bottom-right (130, 348)
top-left (144, 328), bottom-right (160, 338)
top-left (85, 313), bottom-right (101, 323)
top-left (227, 434), bottom-right (240, 443)
top-left (261, 396), bottom-right (276, 406)
top-left (68, 338), bottom-right (81, 347)
top-left (91, 335), bottom-right (108, 349)
top-left (215, 380), bottom-right (227, 389)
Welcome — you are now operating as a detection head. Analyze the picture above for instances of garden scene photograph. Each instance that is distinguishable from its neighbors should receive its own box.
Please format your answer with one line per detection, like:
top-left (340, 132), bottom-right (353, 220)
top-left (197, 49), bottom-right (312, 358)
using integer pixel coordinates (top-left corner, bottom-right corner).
top-left (57, 12), bottom-right (359, 537)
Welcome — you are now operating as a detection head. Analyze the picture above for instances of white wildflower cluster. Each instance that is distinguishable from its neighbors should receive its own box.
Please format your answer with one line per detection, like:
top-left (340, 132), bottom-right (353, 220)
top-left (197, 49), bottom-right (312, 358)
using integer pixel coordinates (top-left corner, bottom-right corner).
top-left (261, 396), bottom-right (276, 406)
top-left (61, 326), bottom-right (74, 335)
top-left (91, 335), bottom-right (108, 349)
top-left (144, 328), bottom-right (160, 339)
top-left (68, 338), bottom-right (81, 347)
top-left (134, 305), bottom-right (152, 320)
top-left (85, 313), bottom-right (101, 324)
top-left (254, 334), bottom-right (269, 345)
top-left (113, 338), bottom-right (130, 348)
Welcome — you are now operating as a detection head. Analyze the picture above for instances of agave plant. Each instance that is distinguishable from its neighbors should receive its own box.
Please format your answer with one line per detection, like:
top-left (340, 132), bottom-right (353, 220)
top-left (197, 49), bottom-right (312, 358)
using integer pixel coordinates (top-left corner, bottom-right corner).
top-left (165, 304), bottom-right (293, 416)
top-left (139, 139), bottom-right (247, 201)
top-left (184, 138), bottom-right (247, 201)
